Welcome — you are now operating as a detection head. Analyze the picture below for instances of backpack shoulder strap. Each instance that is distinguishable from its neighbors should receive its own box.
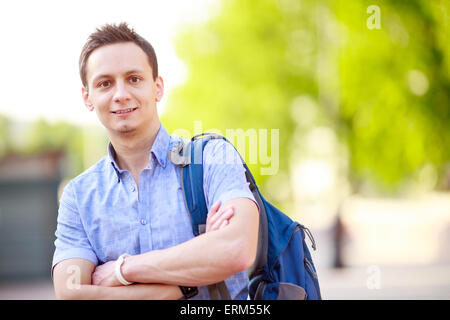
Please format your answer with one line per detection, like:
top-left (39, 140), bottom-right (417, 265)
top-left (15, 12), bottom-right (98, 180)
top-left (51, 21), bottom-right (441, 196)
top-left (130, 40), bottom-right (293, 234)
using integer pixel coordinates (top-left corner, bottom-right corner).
top-left (169, 133), bottom-right (232, 300)
top-left (168, 132), bottom-right (226, 236)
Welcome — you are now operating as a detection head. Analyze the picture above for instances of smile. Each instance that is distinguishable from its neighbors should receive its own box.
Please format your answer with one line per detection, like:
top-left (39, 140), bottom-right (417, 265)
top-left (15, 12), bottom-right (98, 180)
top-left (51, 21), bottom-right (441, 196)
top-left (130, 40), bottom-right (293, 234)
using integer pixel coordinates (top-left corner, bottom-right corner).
top-left (112, 107), bottom-right (137, 115)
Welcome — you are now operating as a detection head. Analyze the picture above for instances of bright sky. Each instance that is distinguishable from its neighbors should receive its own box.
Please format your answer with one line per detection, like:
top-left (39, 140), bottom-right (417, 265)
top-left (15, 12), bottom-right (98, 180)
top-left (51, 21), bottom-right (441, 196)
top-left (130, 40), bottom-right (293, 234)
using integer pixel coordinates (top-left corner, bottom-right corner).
top-left (0, 0), bottom-right (218, 125)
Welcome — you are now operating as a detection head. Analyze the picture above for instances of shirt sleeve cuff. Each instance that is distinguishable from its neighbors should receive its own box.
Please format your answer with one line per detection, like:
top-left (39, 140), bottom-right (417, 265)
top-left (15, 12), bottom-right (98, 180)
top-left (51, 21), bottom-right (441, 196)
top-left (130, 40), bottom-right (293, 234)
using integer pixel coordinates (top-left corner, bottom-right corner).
top-left (217, 187), bottom-right (260, 213)
top-left (51, 248), bottom-right (99, 278)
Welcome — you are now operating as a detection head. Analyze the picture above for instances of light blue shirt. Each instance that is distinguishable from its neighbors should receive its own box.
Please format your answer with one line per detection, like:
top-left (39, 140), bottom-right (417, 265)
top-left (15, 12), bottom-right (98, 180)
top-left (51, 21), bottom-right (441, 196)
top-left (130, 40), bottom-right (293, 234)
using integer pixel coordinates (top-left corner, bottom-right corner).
top-left (52, 124), bottom-right (257, 300)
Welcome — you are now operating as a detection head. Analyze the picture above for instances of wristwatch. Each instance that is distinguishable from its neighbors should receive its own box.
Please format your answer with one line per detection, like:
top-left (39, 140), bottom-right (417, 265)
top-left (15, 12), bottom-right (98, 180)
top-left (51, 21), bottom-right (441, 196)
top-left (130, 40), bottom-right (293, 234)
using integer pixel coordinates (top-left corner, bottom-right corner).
top-left (115, 253), bottom-right (133, 285)
top-left (179, 286), bottom-right (198, 299)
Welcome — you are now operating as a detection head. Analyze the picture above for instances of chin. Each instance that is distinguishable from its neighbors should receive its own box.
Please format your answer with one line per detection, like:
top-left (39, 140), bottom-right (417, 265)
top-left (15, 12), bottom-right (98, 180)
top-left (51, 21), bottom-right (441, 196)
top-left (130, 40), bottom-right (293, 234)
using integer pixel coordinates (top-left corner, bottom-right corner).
top-left (117, 125), bottom-right (136, 134)
top-left (106, 123), bottom-right (137, 135)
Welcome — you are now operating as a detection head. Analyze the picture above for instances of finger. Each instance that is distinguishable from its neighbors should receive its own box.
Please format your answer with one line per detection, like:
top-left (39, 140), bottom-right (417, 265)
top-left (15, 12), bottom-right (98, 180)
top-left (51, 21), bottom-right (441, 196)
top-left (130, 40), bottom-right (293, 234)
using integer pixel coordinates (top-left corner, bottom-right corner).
top-left (206, 206), bottom-right (231, 232)
top-left (207, 206), bottom-right (233, 231)
top-left (209, 208), bottom-right (234, 231)
top-left (207, 200), bottom-right (222, 220)
top-left (91, 273), bottom-right (99, 285)
top-left (210, 214), bottom-right (232, 232)
top-left (211, 200), bottom-right (221, 212)
top-left (207, 203), bottom-right (229, 227)
top-left (219, 220), bottom-right (228, 229)
top-left (206, 201), bottom-right (222, 229)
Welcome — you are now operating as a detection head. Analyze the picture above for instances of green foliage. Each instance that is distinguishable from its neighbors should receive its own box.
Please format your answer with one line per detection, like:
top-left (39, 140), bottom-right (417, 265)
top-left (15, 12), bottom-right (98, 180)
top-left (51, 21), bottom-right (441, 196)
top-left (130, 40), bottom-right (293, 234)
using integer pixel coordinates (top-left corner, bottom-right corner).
top-left (163, 0), bottom-right (450, 195)
top-left (335, 0), bottom-right (450, 192)
top-left (163, 0), bottom-right (316, 196)
top-left (0, 117), bottom-right (86, 178)
top-left (23, 119), bottom-right (86, 176)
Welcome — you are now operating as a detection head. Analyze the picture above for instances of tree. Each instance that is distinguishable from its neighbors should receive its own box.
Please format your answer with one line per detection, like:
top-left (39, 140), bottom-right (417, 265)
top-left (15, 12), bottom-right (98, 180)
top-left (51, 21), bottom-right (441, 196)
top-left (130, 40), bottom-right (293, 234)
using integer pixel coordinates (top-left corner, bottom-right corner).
top-left (162, 0), bottom-right (450, 197)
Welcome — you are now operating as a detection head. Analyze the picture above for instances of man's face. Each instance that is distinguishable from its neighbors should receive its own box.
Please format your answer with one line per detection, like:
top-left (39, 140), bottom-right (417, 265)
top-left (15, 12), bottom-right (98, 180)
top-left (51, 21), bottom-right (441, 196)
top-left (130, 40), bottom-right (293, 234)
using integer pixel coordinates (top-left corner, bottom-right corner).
top-left (82, 42), bottom-right (163, 136)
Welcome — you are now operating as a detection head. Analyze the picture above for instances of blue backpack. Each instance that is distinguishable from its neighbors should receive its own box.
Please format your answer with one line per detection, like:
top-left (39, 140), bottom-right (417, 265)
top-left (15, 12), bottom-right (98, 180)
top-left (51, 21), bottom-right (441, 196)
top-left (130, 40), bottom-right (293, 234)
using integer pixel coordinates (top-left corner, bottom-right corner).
top-left (168, 133), bottom-right (322, 300)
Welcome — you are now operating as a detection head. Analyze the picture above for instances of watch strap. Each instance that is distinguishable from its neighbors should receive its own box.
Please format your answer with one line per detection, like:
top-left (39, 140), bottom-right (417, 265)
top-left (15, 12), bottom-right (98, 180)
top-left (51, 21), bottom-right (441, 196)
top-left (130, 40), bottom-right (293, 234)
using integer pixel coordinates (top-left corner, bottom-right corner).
top-left (115, 253), bottom-right (133, 285)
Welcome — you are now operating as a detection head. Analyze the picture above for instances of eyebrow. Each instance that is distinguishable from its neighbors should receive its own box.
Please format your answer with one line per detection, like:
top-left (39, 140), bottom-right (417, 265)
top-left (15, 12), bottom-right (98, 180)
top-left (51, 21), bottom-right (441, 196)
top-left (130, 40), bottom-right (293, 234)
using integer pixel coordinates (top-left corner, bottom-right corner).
top-left (91, 69), bottom-right (145, 85)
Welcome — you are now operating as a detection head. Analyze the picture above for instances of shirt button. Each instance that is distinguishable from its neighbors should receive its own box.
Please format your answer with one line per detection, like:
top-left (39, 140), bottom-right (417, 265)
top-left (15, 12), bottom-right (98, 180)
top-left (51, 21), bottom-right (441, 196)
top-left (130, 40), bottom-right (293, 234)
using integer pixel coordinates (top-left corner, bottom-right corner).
top-left (131, 186), bottom-right (135, 192)
top-left (140, 219), bottom-right (147, 225)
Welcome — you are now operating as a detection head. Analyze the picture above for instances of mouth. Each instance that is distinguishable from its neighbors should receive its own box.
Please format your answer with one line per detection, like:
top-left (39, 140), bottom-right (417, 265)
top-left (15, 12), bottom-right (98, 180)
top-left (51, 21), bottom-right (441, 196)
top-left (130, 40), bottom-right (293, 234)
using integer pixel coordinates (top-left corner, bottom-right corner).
top-left (111, 107), bottom-right (138, 116)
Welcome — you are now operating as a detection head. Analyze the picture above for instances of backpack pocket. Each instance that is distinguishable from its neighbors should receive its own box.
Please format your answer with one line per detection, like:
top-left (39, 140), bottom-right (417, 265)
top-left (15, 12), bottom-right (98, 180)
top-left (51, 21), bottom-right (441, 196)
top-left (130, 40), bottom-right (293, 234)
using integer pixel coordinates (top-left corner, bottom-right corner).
top-left (254, 281), bottom-right (307, 300)
top-left (277, 282), bottom-right (307, 300)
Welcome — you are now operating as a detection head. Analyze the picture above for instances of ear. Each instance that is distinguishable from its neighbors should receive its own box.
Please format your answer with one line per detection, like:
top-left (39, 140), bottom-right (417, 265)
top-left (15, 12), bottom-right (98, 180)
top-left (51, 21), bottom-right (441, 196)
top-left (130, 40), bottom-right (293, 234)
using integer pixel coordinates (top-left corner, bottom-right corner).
top-left (155, 76), bottom-right (164, 102)
top-left (82, 87), bottom-right (94, 111)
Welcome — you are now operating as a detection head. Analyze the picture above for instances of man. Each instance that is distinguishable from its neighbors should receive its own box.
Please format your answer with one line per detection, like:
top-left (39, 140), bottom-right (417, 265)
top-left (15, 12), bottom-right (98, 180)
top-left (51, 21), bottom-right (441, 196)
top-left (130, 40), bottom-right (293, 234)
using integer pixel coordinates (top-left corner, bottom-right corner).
top-left (52, 23), bottom-right (259, 300)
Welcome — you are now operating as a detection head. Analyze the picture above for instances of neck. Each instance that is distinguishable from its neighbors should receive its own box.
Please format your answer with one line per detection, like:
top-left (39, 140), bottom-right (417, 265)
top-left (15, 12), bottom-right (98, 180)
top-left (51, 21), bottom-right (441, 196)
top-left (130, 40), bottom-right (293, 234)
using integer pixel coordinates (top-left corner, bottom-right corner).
top-left (110, 120), bottom-right (161, 177)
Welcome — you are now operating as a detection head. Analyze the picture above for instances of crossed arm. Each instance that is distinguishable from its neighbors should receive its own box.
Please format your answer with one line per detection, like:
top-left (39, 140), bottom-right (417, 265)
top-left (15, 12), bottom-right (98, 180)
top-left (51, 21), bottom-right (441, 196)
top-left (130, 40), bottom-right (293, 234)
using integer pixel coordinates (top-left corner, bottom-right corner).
top-left (53, 198), bottom-right (258, 299)
top-left (53, 258), bottom-right (182, 300)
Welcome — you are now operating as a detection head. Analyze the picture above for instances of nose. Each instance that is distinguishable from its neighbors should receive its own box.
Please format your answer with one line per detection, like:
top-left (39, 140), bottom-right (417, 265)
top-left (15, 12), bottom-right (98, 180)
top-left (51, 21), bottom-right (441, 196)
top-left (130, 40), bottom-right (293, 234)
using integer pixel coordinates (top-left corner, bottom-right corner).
top-left (113, 80), bottom-right (132, 104)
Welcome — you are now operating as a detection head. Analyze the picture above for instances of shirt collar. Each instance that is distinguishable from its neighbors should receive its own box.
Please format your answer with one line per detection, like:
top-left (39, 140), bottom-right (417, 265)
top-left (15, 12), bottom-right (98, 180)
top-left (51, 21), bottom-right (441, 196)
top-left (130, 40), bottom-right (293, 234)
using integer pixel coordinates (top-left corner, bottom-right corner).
top-left (149, 123), bottom-right (169, 169)
top-left (107, 144), bottom-right (121, 182)
top-left (107, 123), bottom-right (170, 182)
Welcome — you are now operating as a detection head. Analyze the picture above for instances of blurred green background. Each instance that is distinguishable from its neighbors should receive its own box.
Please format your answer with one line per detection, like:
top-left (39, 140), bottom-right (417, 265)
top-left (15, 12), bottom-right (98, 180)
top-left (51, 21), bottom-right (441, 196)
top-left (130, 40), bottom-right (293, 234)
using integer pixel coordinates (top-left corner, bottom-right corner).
top-left (2, 0), bottom-right (448, 195)
top-left (165, 0), bottom-right (450, 198)
top-left (0, 0), bottom-right (449, 299)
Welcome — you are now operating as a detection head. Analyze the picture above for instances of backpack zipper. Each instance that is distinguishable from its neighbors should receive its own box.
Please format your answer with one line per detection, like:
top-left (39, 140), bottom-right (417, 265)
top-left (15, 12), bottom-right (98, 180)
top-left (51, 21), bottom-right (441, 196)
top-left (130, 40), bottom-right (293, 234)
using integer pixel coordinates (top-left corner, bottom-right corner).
top-left (304, 258), bottom-right (318, 280)
top-left (298, 224), bottom-right (316, 251)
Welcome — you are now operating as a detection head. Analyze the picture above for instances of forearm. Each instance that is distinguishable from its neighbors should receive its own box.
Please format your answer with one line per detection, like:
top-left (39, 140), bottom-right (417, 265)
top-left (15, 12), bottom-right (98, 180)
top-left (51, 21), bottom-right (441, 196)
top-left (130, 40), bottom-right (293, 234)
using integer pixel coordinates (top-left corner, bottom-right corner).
top-left (123, 231), bottom-right (243, 286)
top-left (59, 283), bottom-right (182, 300)
top-left (122, 198), bottom-right (259, 287)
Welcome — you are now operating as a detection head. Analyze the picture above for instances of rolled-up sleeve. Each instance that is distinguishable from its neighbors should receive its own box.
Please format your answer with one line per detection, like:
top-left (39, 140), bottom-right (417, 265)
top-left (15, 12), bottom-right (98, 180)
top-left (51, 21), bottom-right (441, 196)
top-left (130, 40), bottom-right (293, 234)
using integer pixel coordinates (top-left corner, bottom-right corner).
top-left (202, 139), bottom-right (259, 212)
top-left (52, 181), bottom-right (98, 275)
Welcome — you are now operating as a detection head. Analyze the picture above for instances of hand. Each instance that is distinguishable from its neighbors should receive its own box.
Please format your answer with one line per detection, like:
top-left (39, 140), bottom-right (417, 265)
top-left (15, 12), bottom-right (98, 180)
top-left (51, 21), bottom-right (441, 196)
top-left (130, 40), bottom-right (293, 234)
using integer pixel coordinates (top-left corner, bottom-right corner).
top-left (91, 260), bottom-right (122, 287)
top-left (206, 200), bottom-right (234, 233)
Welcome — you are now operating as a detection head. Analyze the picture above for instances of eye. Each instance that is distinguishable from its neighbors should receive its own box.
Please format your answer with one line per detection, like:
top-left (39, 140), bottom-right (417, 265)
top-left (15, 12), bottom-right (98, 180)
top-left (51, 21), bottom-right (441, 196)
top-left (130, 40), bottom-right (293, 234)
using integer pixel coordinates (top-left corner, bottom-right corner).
top-left (98, 80), bottom-right (111, 88)
top-left (129, 76), bottom-right (141, 84)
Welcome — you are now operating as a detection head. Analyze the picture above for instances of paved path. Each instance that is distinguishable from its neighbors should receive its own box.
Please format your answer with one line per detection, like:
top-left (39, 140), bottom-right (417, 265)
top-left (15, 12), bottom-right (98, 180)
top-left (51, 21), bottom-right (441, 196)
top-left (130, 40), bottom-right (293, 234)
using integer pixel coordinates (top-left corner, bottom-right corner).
top-left (1, 264), bottom-right (449, 299)
top-left (319, 264), bottom-right (450, 299)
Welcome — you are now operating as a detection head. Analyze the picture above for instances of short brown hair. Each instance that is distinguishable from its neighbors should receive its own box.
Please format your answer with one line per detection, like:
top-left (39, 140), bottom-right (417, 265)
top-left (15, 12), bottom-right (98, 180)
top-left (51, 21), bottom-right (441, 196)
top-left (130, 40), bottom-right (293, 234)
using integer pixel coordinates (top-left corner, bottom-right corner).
top-left (79, 22), bottom-right (158, 88)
